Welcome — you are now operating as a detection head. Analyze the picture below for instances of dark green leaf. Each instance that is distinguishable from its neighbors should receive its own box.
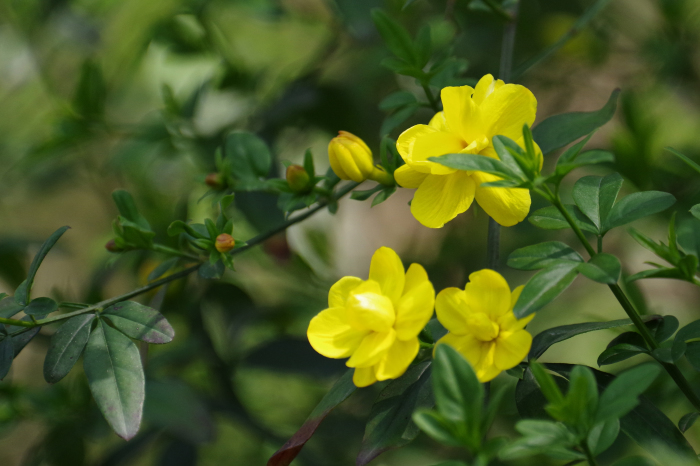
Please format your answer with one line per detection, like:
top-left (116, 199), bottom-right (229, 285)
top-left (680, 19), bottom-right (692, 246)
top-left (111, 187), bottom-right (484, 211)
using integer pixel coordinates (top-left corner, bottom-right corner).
top-left (24, 297), bottom-right (58, 316)
top-left (667, 147), bottom-right (700, 176)
top-left (572, 173), bottom-right (623, 230)
top-left (597, 343), bottom-right (647, 366)
top-left (103, 301), bottom-right (175, 344)
top-left (528, 205), bottom-right (598, 233)
top-left (691, 204), bottom-right (700, 221)
top-left (647, 315), bottom-right (678, 343)
top-left (513, 262), bottom-right (580, 318)
top-left (596, 363), bottom-right (661, 423)
top-left (529, 360), bottom-right (564, 405)
top-left (672, 320), bottom-right (700, 362)
top-left (372, 186), bottom-right (397, 207)
top-left (43, 314), bottom-right (95, 383)
top-left (268, 370), bottom-right (356, 466)
top-left (144, 379), bottom-right (215, 444)
top-left (430, 153), bottom-right (520, 180)
top-left (371, 9), bottom-right (419, 66)
top-left (83, 319), bottom-right (145, 440)
top-left (683, 342), bottom-right (700, 372)
top-left (556, 134), bottom-right (593, 167)
top-left (530, 318), bottom-right (637, 359)
top-left (0, 296), bottom-right (24, 319)
top-left (380, 104), bottom-right (419, 135)
top-left (605, 191), bottom-right (676, 232)
top-left (351, 185), bottom-right (384, 201)
top-left (498, 419), bottom-right (581, 461)
top-left (611, 457), bottom-right (656, 466)
top-left (577, 253), bottom-right (621, 284)
top-left (627, 267), bottom-right (688, 283)
top-left (507, 241), bottom-right (583, 271)
top-left (199, 260), bottom-right (224, 280)
top-left (588, 418), bottom-right (620, 455)
top-left (73, 58), bottom-right (105, 119)
top-left (678, 412), bottom-right (699, 434)
top-left (112, 191), bottom-right (150, 230)
top-left (224, 132), bottom-right (272, 185)
top-left (414, 25), bottom-right (432, 68)
top-left (147, 258), bottom-right (179, 282)
top-left (532, 89), bottom-right (620, 155)
top-left (357, 362), bottom-right (433, 465)
top-left (379, 91), bottom-right (418, 110)
top-left (15, 226), bottom-right (70, 304)
top-left (556, 149), bottom-right (615, 179)
top-left (0, 337), bottom-right (13, 380)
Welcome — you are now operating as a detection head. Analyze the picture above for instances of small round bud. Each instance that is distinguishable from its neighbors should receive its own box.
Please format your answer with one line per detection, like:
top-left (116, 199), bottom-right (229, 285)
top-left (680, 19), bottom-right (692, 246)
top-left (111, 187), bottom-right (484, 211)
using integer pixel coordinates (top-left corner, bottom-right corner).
top-left (105, 239), bottom-right (124, 253)
top-left (205, 173), bottom-right (224, 189)
top-left (328, 131), bottom-right (374, 183)
top-left (286, 165), bottom-right (311, 193)
top-left (215, 233), bottom-right (235, 253)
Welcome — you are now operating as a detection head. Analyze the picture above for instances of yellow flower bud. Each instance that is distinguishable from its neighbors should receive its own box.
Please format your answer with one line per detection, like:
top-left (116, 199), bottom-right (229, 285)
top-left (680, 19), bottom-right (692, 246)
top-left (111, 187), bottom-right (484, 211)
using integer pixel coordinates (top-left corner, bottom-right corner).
top-left (328, 131), bottom-right (375, 183)
top-left (215, 233), bottom-right (235, 253)
top-left (286, 165), bottom-right (311, 193)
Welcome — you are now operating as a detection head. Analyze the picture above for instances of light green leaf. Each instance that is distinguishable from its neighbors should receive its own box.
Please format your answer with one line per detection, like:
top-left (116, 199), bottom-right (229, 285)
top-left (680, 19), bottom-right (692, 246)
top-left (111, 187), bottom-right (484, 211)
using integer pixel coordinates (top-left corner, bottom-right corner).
top-left (412, 410), bottom-right (462, 447)
top-left (513, 262), bottom-right (580, 318)
top-left (83, 319), bottom-right (145, 440)
top-left (588, 418), bottom-right (620, 455)
top-left (572, 173), bottom-right (623, 230)
top-left (103, 301), bottom-right (174, 344)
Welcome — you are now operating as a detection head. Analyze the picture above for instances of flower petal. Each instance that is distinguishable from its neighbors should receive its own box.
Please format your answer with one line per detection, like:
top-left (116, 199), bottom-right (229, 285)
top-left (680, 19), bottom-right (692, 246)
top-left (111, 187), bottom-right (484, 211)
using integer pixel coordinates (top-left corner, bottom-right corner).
top-left (375, 338), bottom-right (420, 380)
top-left (308, 307), bottom-right (369, 358)
top-left (353, 366), bottom-right (377, 387)
top-left (346, 329), bottom-right (397, 368)
top-left (436, 332), bottom-right (483, 369)
top-left (472, 171), bottom-right (531, 227)
top-left (494, 330), bottom-right (532, 370)
top-left (404, 263), bottom-right (430, 294)
top-left (480, 83), bottom-right (537, 141)
top-left (395, 164), bottom-right (428, 189)
top-left (428, 112), bottom-right (449, 131)
top-left (411, 172), bottom-right (476, 228)
top-left (329, 276), bottom-right (363, 308)
top-left (473, 74), bottom-right (499, 106)
top-left (369, 247), bottom-right (405, 305)
top-left (435, 287), bottom-right (469, 334)
top-left (410, 131), bottom-right (464, 174)
top-left (463, 269), bottom-right (511, 320)
top-left (347, 289), bottom-right (395, 333)
top-left (441, 85), bottom-right (484, 143)
top-left (397, 124), bottom-right (437, 164)
top-left (395, 281), bottom-right (435, 340)
top-left (474, 341), bottom-right (501, 382)
top-left (334, 142), bottom-right (366, 183)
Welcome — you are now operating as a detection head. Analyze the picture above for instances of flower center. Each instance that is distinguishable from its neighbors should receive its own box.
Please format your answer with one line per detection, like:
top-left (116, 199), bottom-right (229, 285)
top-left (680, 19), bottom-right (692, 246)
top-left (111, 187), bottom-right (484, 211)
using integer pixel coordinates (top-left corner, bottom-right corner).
top-left (466, 312), bottom-right (500, 342)
top-left (346, 291), bottom-right (395, 333)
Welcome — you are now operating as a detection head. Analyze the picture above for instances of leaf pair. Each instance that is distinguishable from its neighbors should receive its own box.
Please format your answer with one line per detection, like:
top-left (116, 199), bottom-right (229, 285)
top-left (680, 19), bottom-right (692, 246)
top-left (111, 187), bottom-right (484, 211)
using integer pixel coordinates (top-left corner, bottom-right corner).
top-left (43, 302), bottom-right (174, 440)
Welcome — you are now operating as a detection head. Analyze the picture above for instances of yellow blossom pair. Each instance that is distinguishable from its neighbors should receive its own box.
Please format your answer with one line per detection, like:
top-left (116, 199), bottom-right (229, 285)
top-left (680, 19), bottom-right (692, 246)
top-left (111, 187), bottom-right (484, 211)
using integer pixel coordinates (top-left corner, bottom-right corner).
top-left (307, 247), bottom-right (534, 386)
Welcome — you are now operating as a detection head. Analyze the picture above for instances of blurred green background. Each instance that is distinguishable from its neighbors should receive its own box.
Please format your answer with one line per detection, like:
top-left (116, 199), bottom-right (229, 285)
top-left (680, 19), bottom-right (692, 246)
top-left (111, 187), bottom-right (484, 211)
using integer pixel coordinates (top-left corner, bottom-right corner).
top-left (1, 0), bottom-right (700, 464)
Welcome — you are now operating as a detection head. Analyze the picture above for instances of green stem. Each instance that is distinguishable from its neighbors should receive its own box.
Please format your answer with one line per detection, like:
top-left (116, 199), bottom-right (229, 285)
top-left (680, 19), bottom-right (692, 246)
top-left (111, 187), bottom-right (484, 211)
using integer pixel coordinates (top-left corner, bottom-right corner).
top-left (421, 83), bottom-right (440, 113)
top-left (59, 302), bottom-right (89, 310)
top-left (6, 182), bottom-right (359, 336)
top-left (151, 243), bottom-right (201, 261)
top-left (544, 187), bottom-right (700, 412)
top-left (597, 235), bottom-right (603, 254)
top-left (581, 442), bottom-right (599, 466)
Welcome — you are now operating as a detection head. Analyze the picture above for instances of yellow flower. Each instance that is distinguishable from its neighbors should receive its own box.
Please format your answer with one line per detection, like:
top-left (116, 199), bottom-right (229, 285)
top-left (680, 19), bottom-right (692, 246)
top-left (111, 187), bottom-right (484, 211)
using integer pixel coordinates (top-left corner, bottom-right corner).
top-left (307, 247), bottom-right (435, 387)
top-left (435, 269), bottom-right (533, 382)
top-left (328, 131), bottom-right (394, 185)
top-left (395, 74), bottom-right (539, 228)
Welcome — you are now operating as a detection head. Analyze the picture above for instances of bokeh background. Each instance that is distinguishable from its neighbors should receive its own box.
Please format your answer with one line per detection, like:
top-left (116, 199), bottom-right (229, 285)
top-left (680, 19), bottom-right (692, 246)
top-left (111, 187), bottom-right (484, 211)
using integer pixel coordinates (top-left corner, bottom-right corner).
top-left (1, 0), bottom-right (700, 464)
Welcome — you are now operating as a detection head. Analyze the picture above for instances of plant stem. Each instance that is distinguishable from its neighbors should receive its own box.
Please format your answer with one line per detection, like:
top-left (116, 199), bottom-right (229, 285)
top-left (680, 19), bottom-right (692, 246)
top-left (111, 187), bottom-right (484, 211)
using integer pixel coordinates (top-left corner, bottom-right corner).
top-left (151, 243), bottom-right (200, 261)
top-left (544, 187), bottom-right (700, 412)
top-left (486, 1), bottom-right (519, 270)
top-left (421, 83), bottom-right (440, 113)
top-left (581, 442), bottom-right (599, 466)
top-left (597, 235), bottom-right (603, 253)
top-left (4, 182), bottom-right (359, 336)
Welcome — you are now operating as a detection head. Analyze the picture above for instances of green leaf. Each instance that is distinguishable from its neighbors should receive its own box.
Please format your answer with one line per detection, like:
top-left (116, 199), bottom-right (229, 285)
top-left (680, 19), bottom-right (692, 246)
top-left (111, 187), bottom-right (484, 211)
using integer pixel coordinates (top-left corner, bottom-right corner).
top-left (15, 226), bottom-right (70, 305)
top-left (596, 363), bottom-right (661, 423)
top-left (597, 343), bottom-right (647, 366)
top-left (268, 370), bottom-right (356, 466)
top-left (199, 260), bottom-right (224, 280)
top-left (577, 253), bottom-right (621, 284)
top-left (112, 191), bottom-right (150, 230)
top-left (604, 191), bottom-right (676, 232)
top-left (224, 132), bottom-right (272, 187)
top-left (610, 457), bottom-right (656, 466)
top-left (379, 91), bottom-right (418, 110)
top-left (528, 205), bottom-right (598, 233)
top-left (532, 89), bottom-right (620, 155)
top-left (513, 262), bottom-right (580, 318)
top-left (351, 185), bottom-right (384, 201)
top-left (498, 419), bottom-right (582, 461)
top-left (572, 173), bottom-right (623, 230)
top-left (684, 342), bottom-right (700, 372)
top-left (666, 147), bottom-right (700, 176)
top-left (0, 296), bottom-right (24, 319)
top-left (372, 186), bottom-right (396, 207)
top-left (147, 258), bottom-right (179, 282)
top-left (357, 362), bottom-right (433, 465)
top-left (83, 319), bottom-right (145, 440)
top-left (555, 134), bottom-right (593, 167)
top-left (556, 147), bottom-right (615, 178)
top-left (508, 241), bottom-right (583, 271)
top-left (671, 320), bottom-right (700, 362)
top-left (492, 135), bottom-right (529, 178)
top-left (627, 267), bottom-right (688, 283)
top-left (679, 412), bottom-right (699, 433)
top-left (103, 301), bottom-right (174, 344)
top-left (380, 104), bottom-right (419, 135)
top-left (691, 204), bottom-right (700, 221)
top-left (588, 418), bottom-right (620, 455)
top-left (23, 297), bottom-right (58, 316)
top-left (430, 153), bottom-right (521, 181)
top-left (414, 24), bottom-right (432, 68)
top-left (371, 9), bottom-right (419, 66)
top-left (0, 337), bottom-right (13, 380)
top-left (43, 314), bottom-right (95, 383)
top-left (647, 315), bottom-right (679, 343)
top-left (529, 318), bottom-right (638, 359)
top-left (73, 58), bottom-right (105, 119)
top-left (529, 360), bottom-right (564, 405)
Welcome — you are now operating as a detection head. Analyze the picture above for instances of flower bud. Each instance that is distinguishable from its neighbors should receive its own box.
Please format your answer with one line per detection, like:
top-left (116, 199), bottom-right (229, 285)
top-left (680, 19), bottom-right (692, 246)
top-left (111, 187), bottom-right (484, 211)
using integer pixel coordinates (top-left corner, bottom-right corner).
top-left (328, 131), bottom-right (374, 183)
top-left (286, 165), bottom-right (311, 193)
top-left (105, 239), bottom-right (125, 253)
top-left (205, 173), bottom-right (224, 189)
top-left (215, 233), bottom-right (235, 253)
